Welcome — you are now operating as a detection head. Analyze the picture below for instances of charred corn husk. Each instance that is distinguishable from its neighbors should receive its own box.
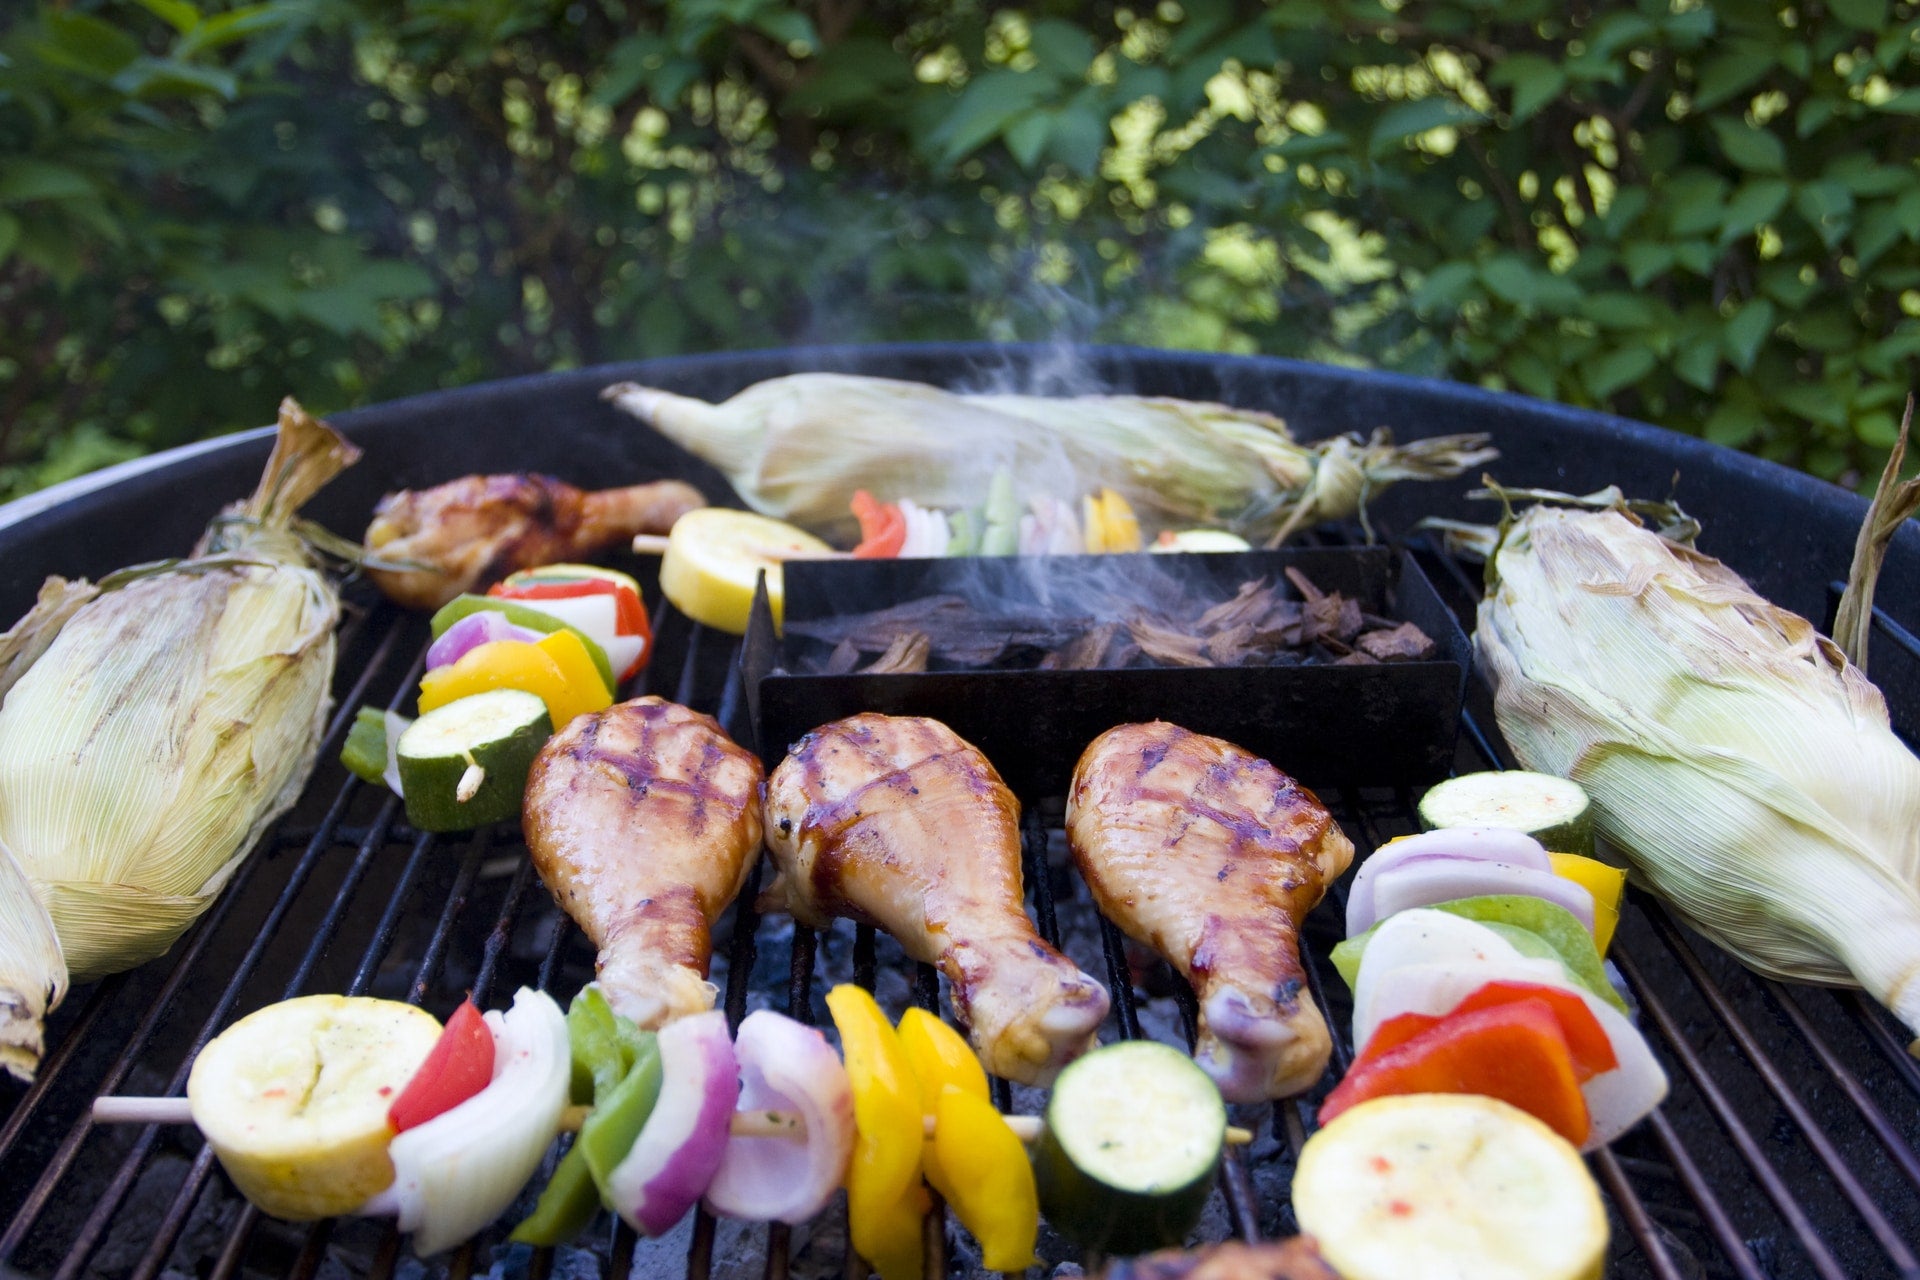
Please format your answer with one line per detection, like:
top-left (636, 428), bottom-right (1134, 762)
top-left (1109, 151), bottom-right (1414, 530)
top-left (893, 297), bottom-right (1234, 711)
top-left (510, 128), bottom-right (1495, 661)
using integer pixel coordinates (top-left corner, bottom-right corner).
top-left (0, 398), bottom-right (360, 1080)
top-left (602, 374), bottom-right (1495, 545)
top-left (1475, 451), bottom-right (1920, 1051)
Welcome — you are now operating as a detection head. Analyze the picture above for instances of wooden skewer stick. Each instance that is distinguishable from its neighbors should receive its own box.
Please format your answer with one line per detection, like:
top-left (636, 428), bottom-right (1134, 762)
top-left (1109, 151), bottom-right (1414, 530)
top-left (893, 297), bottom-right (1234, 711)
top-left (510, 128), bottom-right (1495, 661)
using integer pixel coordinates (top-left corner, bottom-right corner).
top-left (96, 1097), bottom-right (1252, 1146)
top-left (629, 533), bottom-right (853, 560)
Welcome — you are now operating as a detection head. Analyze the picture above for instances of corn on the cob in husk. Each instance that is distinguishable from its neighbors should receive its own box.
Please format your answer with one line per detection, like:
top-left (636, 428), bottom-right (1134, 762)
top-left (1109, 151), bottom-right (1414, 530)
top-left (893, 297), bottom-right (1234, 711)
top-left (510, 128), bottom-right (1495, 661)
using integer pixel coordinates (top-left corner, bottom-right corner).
top-left (1474, 438), bottom-right (1920, 1051)
top-left (602, 374), bottom-right (1496, 545)
top-left (0, 398), bottom-right (360, 1081)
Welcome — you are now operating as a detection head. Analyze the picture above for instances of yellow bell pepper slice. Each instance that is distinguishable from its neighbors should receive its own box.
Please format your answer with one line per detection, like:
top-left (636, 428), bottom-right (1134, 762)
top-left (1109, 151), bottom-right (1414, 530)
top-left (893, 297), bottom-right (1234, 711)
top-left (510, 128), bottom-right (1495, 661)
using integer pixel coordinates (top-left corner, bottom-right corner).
top-left (896, 1007), bottom-right (989, 1189)
top-left (826, 985), bottom-right (928, 1280)
top-left (417, 633), bottom-right (612, 729)
top-left (1550, 852), bottom-right (1628, 955)
top-left (930, 1085), bottom-right (1040, 1272)
top-left (1099, 489), bottom-right (1142, 553)
top-left (1081, 494), bottom-right (1108, 553)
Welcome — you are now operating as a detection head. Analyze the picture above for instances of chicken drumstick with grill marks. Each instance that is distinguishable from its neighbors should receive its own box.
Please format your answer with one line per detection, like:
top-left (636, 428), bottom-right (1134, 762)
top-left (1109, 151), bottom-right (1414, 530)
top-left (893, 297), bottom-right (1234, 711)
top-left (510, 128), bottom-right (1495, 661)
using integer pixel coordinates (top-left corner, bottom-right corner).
top-left (365, 473), bottom-right (705, 610)
top-left (763, 714), bottom-right (1110, 1084)
top-left (1068, 721), bottom-right (1353, 1101)
top-left (524, 696), bottom-right (763, 1029)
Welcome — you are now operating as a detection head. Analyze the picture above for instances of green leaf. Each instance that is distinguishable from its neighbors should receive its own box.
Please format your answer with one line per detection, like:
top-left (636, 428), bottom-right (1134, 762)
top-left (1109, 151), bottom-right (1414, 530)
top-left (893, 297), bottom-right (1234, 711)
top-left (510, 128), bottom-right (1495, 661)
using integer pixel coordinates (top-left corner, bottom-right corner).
top-left (923, 70), bottom-right (1052, 167)
top-left (1854, 204), bottom-right (1907, 269)
top-left (1723, 298), bottom-right (1776, 372)
top-left (1004, 113), bottom-right (1049, 170)
top-left (1824, 154), bottom-right (1915, 198)
top-left (1622, 241), bottom-right (1675, 286)
top-left (1719, 177), bottom-right (1789, 243)
top-left (1479, 255), bottom-right (1580, 311)
top-left (1710, 118), bottom-right (1786, 173)
top-left (1368, 98), bottom-right (1482, 157)
top-left (1047, 105), bottom-right (1108, 176)
top-left (1582, 345), bottom-right (1658, 399)
top-left (1704, 399), bottom-right (1766, 447)
top-left (1487, 54), bottom-right (1565, 122)
top-left (1028, 20), bottom-right (1095, 80)
top-left (0, 160), bottom-right (96, 203)
top-left (1826, 0), bottom-right (1887, 29)
top-left (751, 10), bottom-right (817, 53)
top-left (1411, 261), bottom-right (1477, 313)
top-left (1794, 179), bottom-right (1854, 248)
top-left (1797, 97), bottom-right (1838, 137)
top-left (38, 12), bottom-right (141, 79)
top-left (176, 5), bottom-right (293, 56)
top-left (1674, 334), bottom-right (1721, 390)
top-left (113, 57), bottom-right (239, 101)
top-left (1774, 382), bottom-right (1850, 429)
top-left (0, 210), bottom-right (18, 268)
top-left (1876, 89), bottom-right (1920, 117)
top-left (1673, 240), bottom-right (1718, 275)
top-left (1693, 44), bottom-right (1773, 109)
top-left (1582, 291), bottom-right (1659, 329)
top-left (133, 0), bottom-right (201, 34)
top-left (1667, 173), bottom-right (1729, 236)
top-left (1761, 263), bottom-right (1819, 308)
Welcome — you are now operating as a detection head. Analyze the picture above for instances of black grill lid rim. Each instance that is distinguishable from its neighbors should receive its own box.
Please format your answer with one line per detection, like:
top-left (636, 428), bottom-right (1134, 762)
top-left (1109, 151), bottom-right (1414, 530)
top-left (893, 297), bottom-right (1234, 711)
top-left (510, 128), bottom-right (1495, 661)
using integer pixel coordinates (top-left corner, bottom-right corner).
top-left (0, 342), bottom-right (1912, 636)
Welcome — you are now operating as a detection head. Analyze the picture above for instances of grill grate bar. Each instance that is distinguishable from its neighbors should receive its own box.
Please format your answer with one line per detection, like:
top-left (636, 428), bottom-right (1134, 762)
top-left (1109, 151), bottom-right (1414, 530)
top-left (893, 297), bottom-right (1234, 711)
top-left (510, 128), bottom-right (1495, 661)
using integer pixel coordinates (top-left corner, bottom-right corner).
top-left (1610, 946), bottom-right (1851, 1280)
top-left (1767, 984), bottom-right (1920, 1195)
top-left (1590, 1149), bottom-right (1689, 1280)
top-left (1640, 905), bottom-right (1920, 1272)
top-left (126, 785), bottom-right (419, 1280)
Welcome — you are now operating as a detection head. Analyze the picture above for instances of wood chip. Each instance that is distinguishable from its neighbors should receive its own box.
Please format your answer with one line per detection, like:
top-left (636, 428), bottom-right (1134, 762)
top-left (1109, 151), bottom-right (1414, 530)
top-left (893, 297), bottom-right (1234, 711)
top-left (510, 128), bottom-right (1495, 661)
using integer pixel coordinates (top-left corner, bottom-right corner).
top-left (1355, 621), bottom-right (1436, 661)
top-left (859, 632), bottom-right (931, 673)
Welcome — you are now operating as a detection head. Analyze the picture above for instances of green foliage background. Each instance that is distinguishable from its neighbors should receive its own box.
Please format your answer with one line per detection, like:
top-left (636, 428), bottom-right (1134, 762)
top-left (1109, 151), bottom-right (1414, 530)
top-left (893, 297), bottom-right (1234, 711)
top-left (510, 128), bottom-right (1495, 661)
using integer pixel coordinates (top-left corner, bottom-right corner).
top-left (2, 0), bottom-right (1917, 499)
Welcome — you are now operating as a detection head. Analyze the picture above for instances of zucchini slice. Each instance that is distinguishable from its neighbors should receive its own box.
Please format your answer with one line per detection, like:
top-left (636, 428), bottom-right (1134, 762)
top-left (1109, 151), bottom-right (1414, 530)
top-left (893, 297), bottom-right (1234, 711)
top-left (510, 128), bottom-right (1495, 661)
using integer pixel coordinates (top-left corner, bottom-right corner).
top-left (398, 690), bottom-right (552, 832)
top-left (1418, 771), bottom-right (1594, 857)
top-left (1033, 1040), bottom-right (1225, 1255)
top-left (1293, 1093), bottom-right (1607, 1280)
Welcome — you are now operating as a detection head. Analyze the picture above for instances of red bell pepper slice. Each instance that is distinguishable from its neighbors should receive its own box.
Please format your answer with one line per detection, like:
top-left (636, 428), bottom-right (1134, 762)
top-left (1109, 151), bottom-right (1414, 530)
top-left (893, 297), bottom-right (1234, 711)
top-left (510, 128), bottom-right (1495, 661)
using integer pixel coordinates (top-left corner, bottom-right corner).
top-left (1362, 980), bottom-right (1619, 1083)
top-left (389, 1000), bottom-right (496, 1132)
top-left (1319, 998), bottom-right (1592, 1146)
top-left (488, 576), bottom-right (652, 677)
top-left (850, 490), bottom-right (906, 559)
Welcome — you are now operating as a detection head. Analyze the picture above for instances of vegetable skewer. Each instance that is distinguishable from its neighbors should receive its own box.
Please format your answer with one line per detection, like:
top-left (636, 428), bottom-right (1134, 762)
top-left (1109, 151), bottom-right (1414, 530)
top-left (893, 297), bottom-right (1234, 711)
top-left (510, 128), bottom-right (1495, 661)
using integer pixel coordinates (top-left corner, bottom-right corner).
top-left (93, 1095), bottom-right (1256, 1143)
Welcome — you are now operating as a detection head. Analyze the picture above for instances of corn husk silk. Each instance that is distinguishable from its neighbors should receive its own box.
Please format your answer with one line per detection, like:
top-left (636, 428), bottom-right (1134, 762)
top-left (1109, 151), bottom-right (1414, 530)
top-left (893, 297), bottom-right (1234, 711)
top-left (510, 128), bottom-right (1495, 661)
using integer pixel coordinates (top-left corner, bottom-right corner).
top-left (1477, 502), bottom-right (1920, 1050)
top-left (0, 399), bottom-right (359, 1080)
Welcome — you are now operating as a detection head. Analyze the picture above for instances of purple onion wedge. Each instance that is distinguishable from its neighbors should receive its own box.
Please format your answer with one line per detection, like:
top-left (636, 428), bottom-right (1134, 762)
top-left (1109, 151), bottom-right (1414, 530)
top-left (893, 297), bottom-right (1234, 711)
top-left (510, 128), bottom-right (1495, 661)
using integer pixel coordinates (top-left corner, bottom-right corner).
top-left (1365, 857), bottom-right (1596, 934)
top-left (606, 1010), bottom-right (739, 1236)
top-left (424, 611), bottom-right (542, 669)
top-left (704, 1011), bottom-right (854, 1224)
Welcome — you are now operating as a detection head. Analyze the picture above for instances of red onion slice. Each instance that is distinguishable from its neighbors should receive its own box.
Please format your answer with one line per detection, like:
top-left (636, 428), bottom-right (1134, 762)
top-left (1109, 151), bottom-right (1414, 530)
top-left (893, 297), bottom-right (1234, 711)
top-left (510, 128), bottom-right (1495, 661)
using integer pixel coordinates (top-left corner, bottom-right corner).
top-left (704, 1010), bottom-right (854, 1224)
top-left (424, 612), bottom-right (542, 669)
top-left (1346, 827), bottom-right (1552, 935)
top-left (607, 1010), bottom-right (739, 1236)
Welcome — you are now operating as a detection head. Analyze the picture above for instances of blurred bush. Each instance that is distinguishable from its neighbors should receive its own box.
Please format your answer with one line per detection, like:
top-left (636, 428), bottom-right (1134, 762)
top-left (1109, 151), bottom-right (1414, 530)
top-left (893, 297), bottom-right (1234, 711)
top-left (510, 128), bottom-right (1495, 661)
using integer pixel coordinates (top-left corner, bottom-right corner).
top-left (0, 0), bottom-right (1916, 498)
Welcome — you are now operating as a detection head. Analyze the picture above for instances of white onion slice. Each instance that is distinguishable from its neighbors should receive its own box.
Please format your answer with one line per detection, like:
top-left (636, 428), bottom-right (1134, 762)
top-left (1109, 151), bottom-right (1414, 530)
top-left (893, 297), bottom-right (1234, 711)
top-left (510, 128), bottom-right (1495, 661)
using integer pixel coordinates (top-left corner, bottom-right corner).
top-left (704, 1011), bottom-right (854, 1224)
top-left (1358, 857), bottom-right (1596, 935)
top-left (362, 988), bottom-right (569, 1254)
top-left (1346, 827), bottom-right (1552, 934)
top-left (505, 594), bottom-right (620, 653)
top-left (1350, 909), bottom-right (1535, 1046)
top-left (607, 1010), bottom-right (739, 1235)
top-left (1353, 957), bottom-right (1668, 1150)
top-left (381, 710), bottom-right (408, 799)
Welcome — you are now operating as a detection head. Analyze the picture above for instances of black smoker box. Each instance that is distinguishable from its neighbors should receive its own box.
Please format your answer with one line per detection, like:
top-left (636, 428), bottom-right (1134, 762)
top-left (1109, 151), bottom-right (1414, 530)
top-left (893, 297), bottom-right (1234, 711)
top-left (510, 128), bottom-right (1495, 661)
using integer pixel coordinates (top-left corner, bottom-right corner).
top-left (0, 343), bottom-right (1917, 1280)
top-left (748, 547), bottom-right (1470, 795)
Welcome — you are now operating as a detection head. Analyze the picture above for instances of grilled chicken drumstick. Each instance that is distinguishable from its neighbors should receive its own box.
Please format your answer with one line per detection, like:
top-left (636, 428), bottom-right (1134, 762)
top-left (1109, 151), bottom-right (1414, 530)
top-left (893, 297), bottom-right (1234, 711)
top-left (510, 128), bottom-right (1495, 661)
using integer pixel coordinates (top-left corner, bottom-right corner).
top-left (763, 714), bottom-right (1110, 1084)
top-left (524, 696), bottom-right (763, 1028)
top-left (1068, 722), bottom-right (1353, 1101)
top-left (365, 473), bottom-right (704, 610)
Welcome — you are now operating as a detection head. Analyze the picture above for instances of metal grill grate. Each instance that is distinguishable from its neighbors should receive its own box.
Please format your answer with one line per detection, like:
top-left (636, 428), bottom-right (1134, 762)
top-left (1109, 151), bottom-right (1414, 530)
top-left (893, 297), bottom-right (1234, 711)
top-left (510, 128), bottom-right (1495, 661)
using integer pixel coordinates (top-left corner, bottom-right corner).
top-left (4, 529), bottom-right (1920, 1280)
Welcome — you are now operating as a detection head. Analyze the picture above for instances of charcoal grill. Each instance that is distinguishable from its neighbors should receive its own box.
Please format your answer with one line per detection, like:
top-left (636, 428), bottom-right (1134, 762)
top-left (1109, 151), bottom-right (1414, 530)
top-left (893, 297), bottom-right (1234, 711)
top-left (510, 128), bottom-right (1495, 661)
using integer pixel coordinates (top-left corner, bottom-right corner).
top-left (2, 344), bottom-right (1918, 1280)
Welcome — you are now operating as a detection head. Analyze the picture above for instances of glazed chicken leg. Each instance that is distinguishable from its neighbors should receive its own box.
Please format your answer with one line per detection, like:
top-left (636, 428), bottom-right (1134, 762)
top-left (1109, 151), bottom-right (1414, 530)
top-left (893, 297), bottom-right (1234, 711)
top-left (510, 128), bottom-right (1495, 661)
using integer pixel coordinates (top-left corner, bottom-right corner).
top-left (1068, 722), bottom-right (1353, 1101)
top-left (524, 696), bottom-right (763, 1028)
top-left (365, 473), bottom-right (704, 610)
top-left (763, 714), bottom-right (1109, 1084)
